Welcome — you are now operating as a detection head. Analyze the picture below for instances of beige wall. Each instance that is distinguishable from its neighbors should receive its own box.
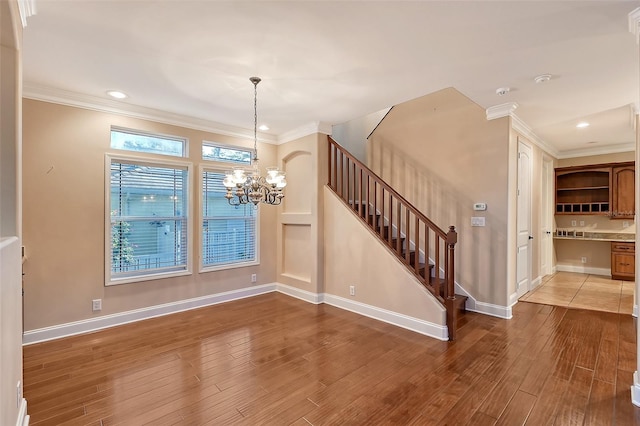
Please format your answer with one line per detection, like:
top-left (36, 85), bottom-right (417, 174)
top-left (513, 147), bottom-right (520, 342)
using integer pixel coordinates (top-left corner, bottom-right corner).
top-left (558, 151), bottom-right (635, 168)
top-left (368, 88), bottom-right (511, 306)
top-left (323, 187), bottom-right (446, 325)
top-left (22, 99), bottom-right (278, 330)
top-left (331, 108), bottom-right (390, 163)
top-left (276, 133), bottom-right (326, 294)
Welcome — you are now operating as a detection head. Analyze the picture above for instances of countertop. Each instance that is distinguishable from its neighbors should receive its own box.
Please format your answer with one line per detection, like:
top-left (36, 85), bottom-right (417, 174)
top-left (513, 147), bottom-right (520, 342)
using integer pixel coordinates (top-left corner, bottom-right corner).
top-left (553, 231), bottom-right (635, 242)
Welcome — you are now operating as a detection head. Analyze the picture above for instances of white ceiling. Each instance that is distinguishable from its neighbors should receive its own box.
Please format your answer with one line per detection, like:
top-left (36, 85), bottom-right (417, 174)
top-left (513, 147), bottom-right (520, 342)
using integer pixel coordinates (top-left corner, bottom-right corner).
top-left (22, 1), bottom-right (640, 157)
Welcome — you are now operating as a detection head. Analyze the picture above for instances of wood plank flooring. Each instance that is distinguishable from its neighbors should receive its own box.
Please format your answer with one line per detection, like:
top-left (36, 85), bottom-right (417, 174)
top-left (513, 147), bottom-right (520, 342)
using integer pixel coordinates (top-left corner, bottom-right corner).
top-left (23, 293), bottom-right (640, 425)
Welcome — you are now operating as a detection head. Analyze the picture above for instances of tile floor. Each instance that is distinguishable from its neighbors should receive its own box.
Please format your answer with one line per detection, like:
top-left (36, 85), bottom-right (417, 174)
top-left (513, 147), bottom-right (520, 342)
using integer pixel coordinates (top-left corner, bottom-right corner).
top-left (519, 271), bottom-right (634, 314)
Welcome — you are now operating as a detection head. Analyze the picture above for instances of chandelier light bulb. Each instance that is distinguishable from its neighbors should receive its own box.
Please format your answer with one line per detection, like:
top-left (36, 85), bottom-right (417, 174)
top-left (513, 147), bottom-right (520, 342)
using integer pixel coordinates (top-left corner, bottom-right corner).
top-left (223, 173), bottom-right (235, 189)
top-left (276, 174), bottom-right (287, 189)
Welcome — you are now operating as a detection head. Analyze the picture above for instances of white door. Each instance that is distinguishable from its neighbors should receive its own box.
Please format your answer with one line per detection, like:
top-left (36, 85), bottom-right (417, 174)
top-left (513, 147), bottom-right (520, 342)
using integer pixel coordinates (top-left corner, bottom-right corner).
top-left (540, 158), bottom-right (554, 278)
top-left (516, 141), bottom-right (532, 298)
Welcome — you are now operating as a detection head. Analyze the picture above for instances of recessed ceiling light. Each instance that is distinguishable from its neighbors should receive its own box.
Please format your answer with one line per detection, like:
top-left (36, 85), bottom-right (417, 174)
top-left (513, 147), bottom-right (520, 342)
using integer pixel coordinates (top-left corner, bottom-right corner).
top-left (258, 124), bottom-right (269, 131)
top-left (534, 74), bottom-right (552, 84)
top-left (495, 87), bottom-right (510, 96)
top-left (576, 122), bottom-right (590, 128)
top-left (107, 90), bottom-right (128, 99)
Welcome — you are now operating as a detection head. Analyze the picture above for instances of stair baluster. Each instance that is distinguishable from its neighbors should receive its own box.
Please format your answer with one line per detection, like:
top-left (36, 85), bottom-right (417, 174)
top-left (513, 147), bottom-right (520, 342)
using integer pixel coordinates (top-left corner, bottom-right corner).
top-left (327, 137), bottom-right (465, 341)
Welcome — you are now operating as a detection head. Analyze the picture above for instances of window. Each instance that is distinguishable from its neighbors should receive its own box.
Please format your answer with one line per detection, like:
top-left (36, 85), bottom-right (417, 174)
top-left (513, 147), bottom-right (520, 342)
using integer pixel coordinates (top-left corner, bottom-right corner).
top-left (202, 141), bottom-right (252, 164)
top-left (111, 128), bottom-right (186, 157)
top-left (107, 155), bottom-right (191, 284)
top-left (201, 168), bottom-right (257, 270)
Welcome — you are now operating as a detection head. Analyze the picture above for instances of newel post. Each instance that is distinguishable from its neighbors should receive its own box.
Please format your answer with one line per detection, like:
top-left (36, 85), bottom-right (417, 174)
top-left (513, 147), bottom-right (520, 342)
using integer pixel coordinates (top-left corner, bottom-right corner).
top-left (446, 225), bottom-right (457, 300)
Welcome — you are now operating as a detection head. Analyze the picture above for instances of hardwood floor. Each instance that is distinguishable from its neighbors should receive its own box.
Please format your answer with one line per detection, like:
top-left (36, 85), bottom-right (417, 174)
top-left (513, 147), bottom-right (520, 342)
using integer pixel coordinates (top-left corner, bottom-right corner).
top-left (23, 293), bottom-right (640, 425)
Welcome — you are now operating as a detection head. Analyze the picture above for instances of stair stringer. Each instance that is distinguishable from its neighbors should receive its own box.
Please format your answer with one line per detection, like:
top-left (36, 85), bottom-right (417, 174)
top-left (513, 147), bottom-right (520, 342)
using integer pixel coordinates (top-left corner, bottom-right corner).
top-left (324, 187), bottom-right (448, 340)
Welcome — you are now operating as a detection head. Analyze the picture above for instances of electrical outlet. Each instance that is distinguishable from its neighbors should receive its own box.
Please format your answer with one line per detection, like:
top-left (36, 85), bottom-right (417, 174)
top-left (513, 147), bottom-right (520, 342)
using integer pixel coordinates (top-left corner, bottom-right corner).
top-left (251, 274), bottom-right (257, 283)
top-left (571, 220), bottom-right (577, 227)
top-left (349, 285), bottom-right (355, 296)
top-left (581, 257), bottom-right (587, 264)
top-left (92, 299), bottom-right (102, 311)
top-left (579, 221), bottom-right (585, 226)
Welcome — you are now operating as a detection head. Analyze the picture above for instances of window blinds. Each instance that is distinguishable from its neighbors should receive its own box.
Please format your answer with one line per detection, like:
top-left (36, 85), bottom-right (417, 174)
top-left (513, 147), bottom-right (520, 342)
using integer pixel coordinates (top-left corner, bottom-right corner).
top-left (202, 170), bottom-right (256, 267)
top-left (110, 160), bottom-right (188, 279)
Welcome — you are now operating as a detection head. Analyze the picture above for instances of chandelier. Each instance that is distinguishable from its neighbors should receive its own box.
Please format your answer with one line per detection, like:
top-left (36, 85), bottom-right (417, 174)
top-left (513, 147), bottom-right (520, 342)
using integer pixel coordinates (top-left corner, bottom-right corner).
top-left (223, 77), bottom-right (286, 206)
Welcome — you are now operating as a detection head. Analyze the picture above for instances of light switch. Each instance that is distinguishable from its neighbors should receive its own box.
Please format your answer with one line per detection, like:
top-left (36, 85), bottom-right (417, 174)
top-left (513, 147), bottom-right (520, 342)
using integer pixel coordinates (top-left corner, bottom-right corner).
top-left (471, 217), bottom-right (485, 227)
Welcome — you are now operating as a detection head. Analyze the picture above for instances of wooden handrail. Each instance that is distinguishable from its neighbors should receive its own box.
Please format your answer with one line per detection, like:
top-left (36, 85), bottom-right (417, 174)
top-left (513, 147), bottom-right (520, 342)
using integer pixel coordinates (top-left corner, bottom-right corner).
top-left (328, 138), bottom-right (447, 239)
top-left (327, 137), bottom-right (461, 340)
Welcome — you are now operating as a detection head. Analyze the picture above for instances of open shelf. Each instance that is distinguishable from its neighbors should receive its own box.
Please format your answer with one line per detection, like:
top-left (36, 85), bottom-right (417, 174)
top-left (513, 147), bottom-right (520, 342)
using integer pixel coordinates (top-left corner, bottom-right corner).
top-left (557, 186), bottom-right (609, 191)
top-left (556, 202), bottom-right (609, 215)
top-left (555, 167), bottom-right (611, 215)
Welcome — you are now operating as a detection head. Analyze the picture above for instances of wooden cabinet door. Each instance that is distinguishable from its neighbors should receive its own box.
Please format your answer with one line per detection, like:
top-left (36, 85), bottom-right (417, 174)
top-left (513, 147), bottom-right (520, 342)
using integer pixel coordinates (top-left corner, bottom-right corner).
top-left (612, 253), bottom-right (635, 280)
top-left (612, 165), bottom-right (635, 219)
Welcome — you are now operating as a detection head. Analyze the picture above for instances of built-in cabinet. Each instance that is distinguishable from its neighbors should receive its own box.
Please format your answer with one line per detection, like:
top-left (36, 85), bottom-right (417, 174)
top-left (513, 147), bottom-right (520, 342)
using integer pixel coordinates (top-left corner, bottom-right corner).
top-left (611, 242), bottom-right (635, 281)
top-left (555, 162), bottom-right (635, 218)
top-left (555, 161), bottom-right (635, 281)
top-left (611, 165), bottom-right (635, 219)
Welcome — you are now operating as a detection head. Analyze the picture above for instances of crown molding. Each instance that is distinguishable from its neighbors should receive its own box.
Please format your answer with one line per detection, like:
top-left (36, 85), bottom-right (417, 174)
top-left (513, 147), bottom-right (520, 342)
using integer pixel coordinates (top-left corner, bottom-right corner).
top-left (486, 101), bottom-right (560, 158)
top-left (629, 7), bottom-right (640, 43)
top-left (486, 102), bottom-right (518, 120)
top-left (23, 84), bottom-right (278, 144)
top-left (277, 121), bottom-right (332, 145)
top-left (556, 142), bottom-right (635, 159)
top-left (17, 0), bottom-right (36, 27)
top-left (510, 114), bottom-right (560, 158)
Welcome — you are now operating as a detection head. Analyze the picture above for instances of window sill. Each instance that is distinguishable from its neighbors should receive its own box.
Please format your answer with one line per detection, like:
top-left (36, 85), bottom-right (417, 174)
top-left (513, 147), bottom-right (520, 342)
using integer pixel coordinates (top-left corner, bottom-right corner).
top-left (106, 269), bottom-right (192, 286)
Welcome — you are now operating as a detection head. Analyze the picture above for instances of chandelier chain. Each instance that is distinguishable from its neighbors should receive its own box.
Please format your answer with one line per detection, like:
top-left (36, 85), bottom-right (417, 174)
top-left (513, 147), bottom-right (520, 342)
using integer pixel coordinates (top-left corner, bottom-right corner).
top-left (253, 79), bottom-right (258, 161)
top-left (222, 76), bottom-right (286, 206)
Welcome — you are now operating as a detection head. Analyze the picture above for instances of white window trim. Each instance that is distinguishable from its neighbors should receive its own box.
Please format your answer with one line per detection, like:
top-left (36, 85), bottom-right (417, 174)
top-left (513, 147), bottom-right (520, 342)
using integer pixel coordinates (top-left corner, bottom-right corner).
top-left (105, 153), bottom-right (194, 286)
top-left (111, 126), bottom-right (189, 158)
top-left (198, 164), bottom-right (260, 273)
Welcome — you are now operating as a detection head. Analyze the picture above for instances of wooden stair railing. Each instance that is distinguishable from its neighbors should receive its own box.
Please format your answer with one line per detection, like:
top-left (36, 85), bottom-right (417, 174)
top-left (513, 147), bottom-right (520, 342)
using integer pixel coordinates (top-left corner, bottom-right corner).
top-left (327, 137), bottom-right (466, 341)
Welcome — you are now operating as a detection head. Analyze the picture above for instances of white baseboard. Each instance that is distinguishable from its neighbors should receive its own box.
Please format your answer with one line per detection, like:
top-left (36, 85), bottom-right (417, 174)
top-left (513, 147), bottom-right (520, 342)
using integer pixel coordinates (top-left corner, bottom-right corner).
top-left (16, 398), bottom-right (29, 426)
top-left (508, 276), bottom-right (542, 308)
top-left (23, 284), bottom-right (277, 345)
top-left (555, 264), bottom-right (611, 276)
top-left (454, 282), bottom-right (512, 319)
top-left (468, 301), bottom-right (513, 319)
top-left (23, 280), bottom-right (497, 345)
top-left (632, 372), bottom-right (640, 407)
top-left (323, 294), bottom-right (448, 341)
top-left (509, 292), bottom-right (519, 307)
top-left (276, 283), bottom-right (324, 304)
top-left (531, 276), bottom-right (542, 289)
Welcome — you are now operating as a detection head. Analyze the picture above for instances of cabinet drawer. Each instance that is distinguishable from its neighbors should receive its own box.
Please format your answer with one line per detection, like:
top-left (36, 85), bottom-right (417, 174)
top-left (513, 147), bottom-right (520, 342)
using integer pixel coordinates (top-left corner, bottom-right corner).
top-left (612, 242), bottom-right (635, 253)
top-left (611, 242), bottom-right (635, 281)
top-left (612, 253), bottom-right (635, 274)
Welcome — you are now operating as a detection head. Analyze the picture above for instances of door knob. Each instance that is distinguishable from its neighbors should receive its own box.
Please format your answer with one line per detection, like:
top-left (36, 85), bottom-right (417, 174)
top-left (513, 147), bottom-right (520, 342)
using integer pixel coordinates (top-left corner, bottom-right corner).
top-left (529, 236), bottom-right (534, 240)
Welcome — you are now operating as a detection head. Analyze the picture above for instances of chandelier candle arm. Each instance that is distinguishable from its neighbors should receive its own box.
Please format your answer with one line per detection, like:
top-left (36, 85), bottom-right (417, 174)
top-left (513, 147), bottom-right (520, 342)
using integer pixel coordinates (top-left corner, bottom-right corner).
top-left (223, 77), bottom-right (286, 206)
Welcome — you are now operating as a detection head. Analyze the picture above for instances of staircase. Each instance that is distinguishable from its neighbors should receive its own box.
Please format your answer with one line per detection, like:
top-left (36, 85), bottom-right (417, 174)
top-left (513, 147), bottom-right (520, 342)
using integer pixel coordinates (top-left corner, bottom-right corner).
top-left (327, 137), bottom-right (467, 341)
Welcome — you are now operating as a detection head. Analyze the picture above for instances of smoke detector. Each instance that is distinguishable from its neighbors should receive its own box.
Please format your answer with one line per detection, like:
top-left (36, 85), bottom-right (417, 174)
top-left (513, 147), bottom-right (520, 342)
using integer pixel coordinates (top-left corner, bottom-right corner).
top-left (495, 87), bottom-right (510, 96)
top-left (534, 74), bottom-right (552, 84)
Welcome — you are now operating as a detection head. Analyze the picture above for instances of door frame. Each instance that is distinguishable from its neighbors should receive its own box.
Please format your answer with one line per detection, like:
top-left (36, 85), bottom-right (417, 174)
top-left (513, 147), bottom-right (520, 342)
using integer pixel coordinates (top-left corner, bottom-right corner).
top-left (516, 139), bottom-right (533, 298)
top-left (541, 157), bottom-right (554, 278)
